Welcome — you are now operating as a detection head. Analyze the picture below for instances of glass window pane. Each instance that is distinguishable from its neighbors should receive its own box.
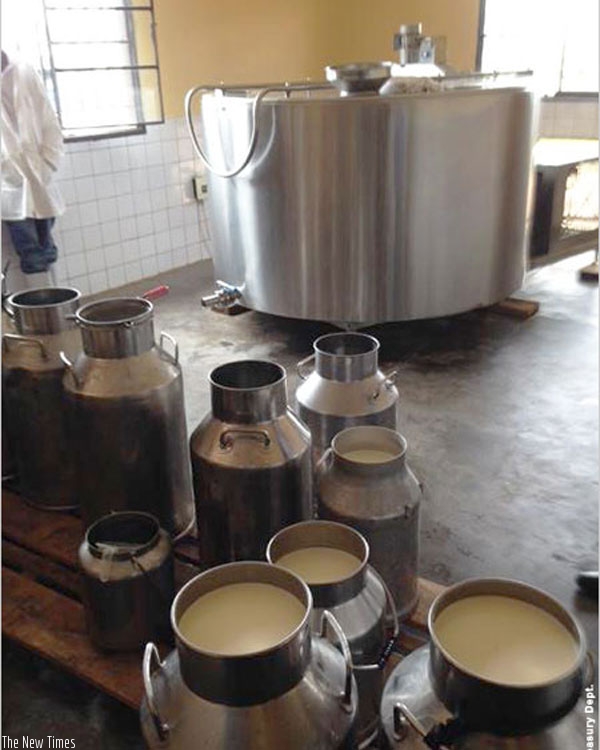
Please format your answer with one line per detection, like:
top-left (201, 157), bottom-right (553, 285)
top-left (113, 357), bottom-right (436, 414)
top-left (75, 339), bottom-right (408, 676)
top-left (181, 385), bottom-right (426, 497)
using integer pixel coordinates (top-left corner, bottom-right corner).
top-left (481, 0), bottom-right (598, 95)
top-left (559, 0), bottom-right (599, 92)
top-left (52, 42), bottom-right (132, 69)
top-left (47, 9), bottom-right (157, 68)
top-left (46, 0), bottom-right (151, 8)
top-left (46, 9), bottom-right (128, 43)
top-left (56, 67), bottom-right (162, 129)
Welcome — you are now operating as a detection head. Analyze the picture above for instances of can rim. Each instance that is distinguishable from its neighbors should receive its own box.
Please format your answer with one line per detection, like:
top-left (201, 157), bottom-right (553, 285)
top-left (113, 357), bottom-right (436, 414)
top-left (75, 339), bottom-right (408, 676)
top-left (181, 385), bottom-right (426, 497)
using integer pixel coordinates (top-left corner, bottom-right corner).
top-left (86, 511), bottom-right (161, 561)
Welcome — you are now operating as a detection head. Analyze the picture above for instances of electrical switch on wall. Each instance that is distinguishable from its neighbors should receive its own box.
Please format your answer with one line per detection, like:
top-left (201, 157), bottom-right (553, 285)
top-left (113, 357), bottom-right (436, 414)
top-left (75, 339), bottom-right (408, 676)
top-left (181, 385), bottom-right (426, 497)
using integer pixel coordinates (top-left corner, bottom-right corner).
top-left (193, 176), bottom-right (208, 202)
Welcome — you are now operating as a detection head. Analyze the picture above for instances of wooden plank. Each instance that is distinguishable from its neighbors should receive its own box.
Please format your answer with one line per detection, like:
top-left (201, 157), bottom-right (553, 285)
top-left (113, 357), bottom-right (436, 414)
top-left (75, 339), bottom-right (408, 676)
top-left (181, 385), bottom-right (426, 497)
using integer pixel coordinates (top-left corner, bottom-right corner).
top-left (1, 489), bottom-right (444, 717)
top-left (489, 297), bottom-right (540, 320)
top-left (2, 489), bottom-right (83, 568)
top-left (211, 303), bottom-right (250, 316)
top-left (2, 488), bottom-right (443, 631)
top-left (2, 567), bottom-right (144, 710)
top-left (2, 539), bottom-right (83, 598)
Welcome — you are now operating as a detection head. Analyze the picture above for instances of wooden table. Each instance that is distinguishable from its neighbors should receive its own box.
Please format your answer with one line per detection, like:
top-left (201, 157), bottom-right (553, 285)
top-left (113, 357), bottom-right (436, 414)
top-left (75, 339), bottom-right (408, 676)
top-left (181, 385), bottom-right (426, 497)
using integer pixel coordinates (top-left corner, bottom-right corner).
top-left (1, 488), bottom-right (444, 711)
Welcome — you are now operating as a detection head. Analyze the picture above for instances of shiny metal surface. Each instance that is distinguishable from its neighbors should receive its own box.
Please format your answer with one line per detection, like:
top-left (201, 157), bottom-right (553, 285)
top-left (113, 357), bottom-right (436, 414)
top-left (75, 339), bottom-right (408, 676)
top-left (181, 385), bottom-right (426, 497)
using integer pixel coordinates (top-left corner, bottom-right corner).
top-left (2, 288), bottom-right (81, 508)
top-left (380, 647), bottom-right (587, 749)
top-left (141, 639), bottom-right (357, 749)
top-left (296, 333), bottom-right (399, 462)
top-left (267, 520), bottom-right (397, 746)
top-left (392, 23), bottom-right (445, 67)
top-left (78, 511), bottom-right (174, 651)
top-left (62, 301), bottom-right (195, 538)
top-left (75, 297), bottom-right (155, 358)
top-left (199, 85), bottom-right (536, 323)
top-left (190, 360), bottom-right (312, 566)
top-left (141, 561), bottom-right (358, 749)
top-left (317, 426), bottom-right (422, 620)
top-left (5, 286), bottom-right (80, 334)
top-left (200, 280), bottom-right (242, 308)
top-left (428, 579), bottom-right (587, 736)
top-left (325, 62), bottom-right (393, 94)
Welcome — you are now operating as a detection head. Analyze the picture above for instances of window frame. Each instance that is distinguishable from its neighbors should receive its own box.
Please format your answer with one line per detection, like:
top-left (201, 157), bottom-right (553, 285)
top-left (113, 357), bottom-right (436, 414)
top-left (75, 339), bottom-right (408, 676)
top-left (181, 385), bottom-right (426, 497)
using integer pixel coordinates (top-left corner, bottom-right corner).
top-left (41, 0), bottom-right (164, 142)
top-left (475, 0), bottom-right (598, 101)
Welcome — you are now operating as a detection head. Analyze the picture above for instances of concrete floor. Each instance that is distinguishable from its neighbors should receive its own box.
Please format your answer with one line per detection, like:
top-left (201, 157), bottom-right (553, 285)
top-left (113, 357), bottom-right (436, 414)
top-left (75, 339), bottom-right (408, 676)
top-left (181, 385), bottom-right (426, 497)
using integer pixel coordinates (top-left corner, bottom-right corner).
top-left (3, 252), bottom-right (598, 746)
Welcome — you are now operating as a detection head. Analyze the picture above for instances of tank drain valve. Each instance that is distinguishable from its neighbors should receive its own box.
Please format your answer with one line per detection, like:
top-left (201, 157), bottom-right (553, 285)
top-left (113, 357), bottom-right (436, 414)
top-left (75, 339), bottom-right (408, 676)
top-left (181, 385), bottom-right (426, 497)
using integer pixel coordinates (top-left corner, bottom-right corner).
top-left (201, 280), bottom-right (242, 309)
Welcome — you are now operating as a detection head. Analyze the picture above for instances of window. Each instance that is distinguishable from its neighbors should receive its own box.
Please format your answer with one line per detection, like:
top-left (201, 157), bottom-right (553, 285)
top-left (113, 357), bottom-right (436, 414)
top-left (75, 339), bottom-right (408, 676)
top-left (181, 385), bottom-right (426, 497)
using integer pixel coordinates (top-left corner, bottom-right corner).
top-left (1, 0), bottom-right (164, 140)
top-left (477, 0), bottom-right (599, 97)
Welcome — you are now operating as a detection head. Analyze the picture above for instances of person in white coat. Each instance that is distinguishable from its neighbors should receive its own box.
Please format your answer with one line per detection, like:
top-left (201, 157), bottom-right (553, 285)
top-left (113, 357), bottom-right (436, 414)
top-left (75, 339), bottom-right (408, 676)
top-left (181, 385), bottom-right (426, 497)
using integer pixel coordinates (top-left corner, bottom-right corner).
top-left (1, 50), bottom-right (65, 282)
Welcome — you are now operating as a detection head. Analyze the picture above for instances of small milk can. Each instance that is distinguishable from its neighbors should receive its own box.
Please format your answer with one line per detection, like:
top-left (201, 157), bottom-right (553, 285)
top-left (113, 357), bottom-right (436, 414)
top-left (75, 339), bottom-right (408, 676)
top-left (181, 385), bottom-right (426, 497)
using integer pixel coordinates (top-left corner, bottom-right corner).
top-left (79, 511), bottom-right (174, 651)
top-left (141, 561), bottom-right (358, 749)
top-left (381, 578), bottom-right (589, 749)
top-left (317, 426), bottom-right (422, 620)
top-left (296, 333), bottom-right (399, 463)
top-left (190, 360), bottom-right (312, 566)
top-left (267, 520), bottom-right (399, 748)
top-left (61, 297), bottom-right (195, 538)
top-left (2, 287), bottom-right (81, 508)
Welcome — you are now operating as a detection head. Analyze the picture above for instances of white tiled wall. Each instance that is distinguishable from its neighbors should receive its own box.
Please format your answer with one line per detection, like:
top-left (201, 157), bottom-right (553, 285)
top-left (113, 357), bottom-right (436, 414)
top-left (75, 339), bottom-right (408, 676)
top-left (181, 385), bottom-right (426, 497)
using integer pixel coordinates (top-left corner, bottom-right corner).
top-left (539, 98), bottom-right (599, 139)
top-left (51, 117), bottom-right (213, 296)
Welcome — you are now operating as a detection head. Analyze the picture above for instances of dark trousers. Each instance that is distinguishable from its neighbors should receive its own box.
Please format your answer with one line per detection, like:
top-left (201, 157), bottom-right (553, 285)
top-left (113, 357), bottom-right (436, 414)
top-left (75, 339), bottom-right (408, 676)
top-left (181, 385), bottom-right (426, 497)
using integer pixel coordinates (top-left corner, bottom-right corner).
top-left (4, 217), bottom-right (58, 273)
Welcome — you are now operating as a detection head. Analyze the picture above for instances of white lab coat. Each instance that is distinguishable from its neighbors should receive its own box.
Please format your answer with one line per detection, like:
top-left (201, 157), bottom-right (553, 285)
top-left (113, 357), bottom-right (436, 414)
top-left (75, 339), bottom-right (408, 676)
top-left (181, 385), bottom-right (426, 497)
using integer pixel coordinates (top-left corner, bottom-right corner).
top-left (1, 61), bottom-right (65, 220)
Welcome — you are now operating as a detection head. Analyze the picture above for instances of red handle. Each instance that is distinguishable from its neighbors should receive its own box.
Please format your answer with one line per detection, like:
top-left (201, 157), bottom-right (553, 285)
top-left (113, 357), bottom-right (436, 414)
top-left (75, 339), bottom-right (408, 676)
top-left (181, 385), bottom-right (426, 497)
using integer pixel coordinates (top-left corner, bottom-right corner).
top-left (142, 285), bottom-right (170, 302)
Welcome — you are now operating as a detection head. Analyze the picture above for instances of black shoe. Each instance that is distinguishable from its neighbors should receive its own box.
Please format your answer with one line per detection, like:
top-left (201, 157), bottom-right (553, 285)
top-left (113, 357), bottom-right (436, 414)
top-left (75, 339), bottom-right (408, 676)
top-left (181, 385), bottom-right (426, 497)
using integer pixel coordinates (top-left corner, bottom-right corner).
top-left (576, 570), bottom-right (599, 599)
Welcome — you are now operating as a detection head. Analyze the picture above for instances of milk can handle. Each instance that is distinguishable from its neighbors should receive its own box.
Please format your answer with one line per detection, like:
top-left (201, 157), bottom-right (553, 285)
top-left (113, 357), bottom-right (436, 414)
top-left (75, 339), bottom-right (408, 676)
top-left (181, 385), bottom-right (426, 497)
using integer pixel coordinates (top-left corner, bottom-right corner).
top-left (353, 568), bottom-right (400, 672)
top-left (143, 285), bottom-right (170, 302)
top-left (159, 331), bottom-right (179, 364)
top-left (320, 610), bottom-right (354, 712)
top-left (143, 642), bottom-right (170, 741)
top-left (2, 333), bottom-right (48, 359)
top-left (296, 353), bottom-right (315, 380)
top-left (316, 446), bottom-right (334, 474)
top-left (219, 429), bottom-right (271, 449)
top-left (2, 262), bottom-right (14, 317)
top-left (584, 650), bottom-right (596, 685)
top-left (393, 701), bottom-right (466, 748)
top-left (370, 369), bottom-right (398, 402)
top-left (59, 351), bottom-right (82, 388)
top-left (2, 293), bottom-right (14, 320)
top-left (1, 297), bottom-right (14, 318)
top-left (393, 702), bottom-right (428, 743)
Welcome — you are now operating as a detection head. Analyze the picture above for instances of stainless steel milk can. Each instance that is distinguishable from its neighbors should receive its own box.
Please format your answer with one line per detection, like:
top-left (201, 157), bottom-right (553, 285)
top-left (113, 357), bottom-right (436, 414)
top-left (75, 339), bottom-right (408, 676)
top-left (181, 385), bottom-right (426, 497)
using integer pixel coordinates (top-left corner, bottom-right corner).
top-left (61, 297), bottom-right (195, 538)
top-left (317, 426), bottom-right (422, 620)
top-left (79, 511), bottom-right (174, 651)
top-left (141, 562), bottom-right (358, 749)
top-left (380, 578), bottom-right (589, 749)
top-left (267, 520), bottom-right (399, 748)
top-left (190, 360), bottom-right (312, 565)
top-left (296, 333), bottom-right (399, 462)
top-left (2, 287), bottom-right (81, 508)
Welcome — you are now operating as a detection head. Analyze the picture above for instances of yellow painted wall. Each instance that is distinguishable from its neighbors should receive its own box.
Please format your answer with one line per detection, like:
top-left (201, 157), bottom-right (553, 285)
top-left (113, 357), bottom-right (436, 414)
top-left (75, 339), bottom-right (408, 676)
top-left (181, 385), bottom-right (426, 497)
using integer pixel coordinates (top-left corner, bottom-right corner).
top-left (327, 0), bottom-right (480, 72)
top-left (154, 0), bottom-right (481, 118)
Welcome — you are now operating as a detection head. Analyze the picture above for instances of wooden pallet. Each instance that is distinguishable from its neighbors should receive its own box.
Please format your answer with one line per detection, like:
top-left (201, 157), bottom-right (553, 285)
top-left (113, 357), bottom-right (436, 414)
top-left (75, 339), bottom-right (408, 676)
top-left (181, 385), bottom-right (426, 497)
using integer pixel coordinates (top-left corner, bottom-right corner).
top-left (579, 261), bottom-right (599, 282)
top-left (1, 488), bottom-right (444, 711)
top-left (489, 297), bottom-right (540, 319)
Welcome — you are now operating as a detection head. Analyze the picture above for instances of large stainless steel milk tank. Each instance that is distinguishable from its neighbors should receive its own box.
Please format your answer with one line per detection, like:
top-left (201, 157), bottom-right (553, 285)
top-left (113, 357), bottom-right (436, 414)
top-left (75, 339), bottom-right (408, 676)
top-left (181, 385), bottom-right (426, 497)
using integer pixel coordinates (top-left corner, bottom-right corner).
top-left (186, 74), bottom-right (536, 324)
